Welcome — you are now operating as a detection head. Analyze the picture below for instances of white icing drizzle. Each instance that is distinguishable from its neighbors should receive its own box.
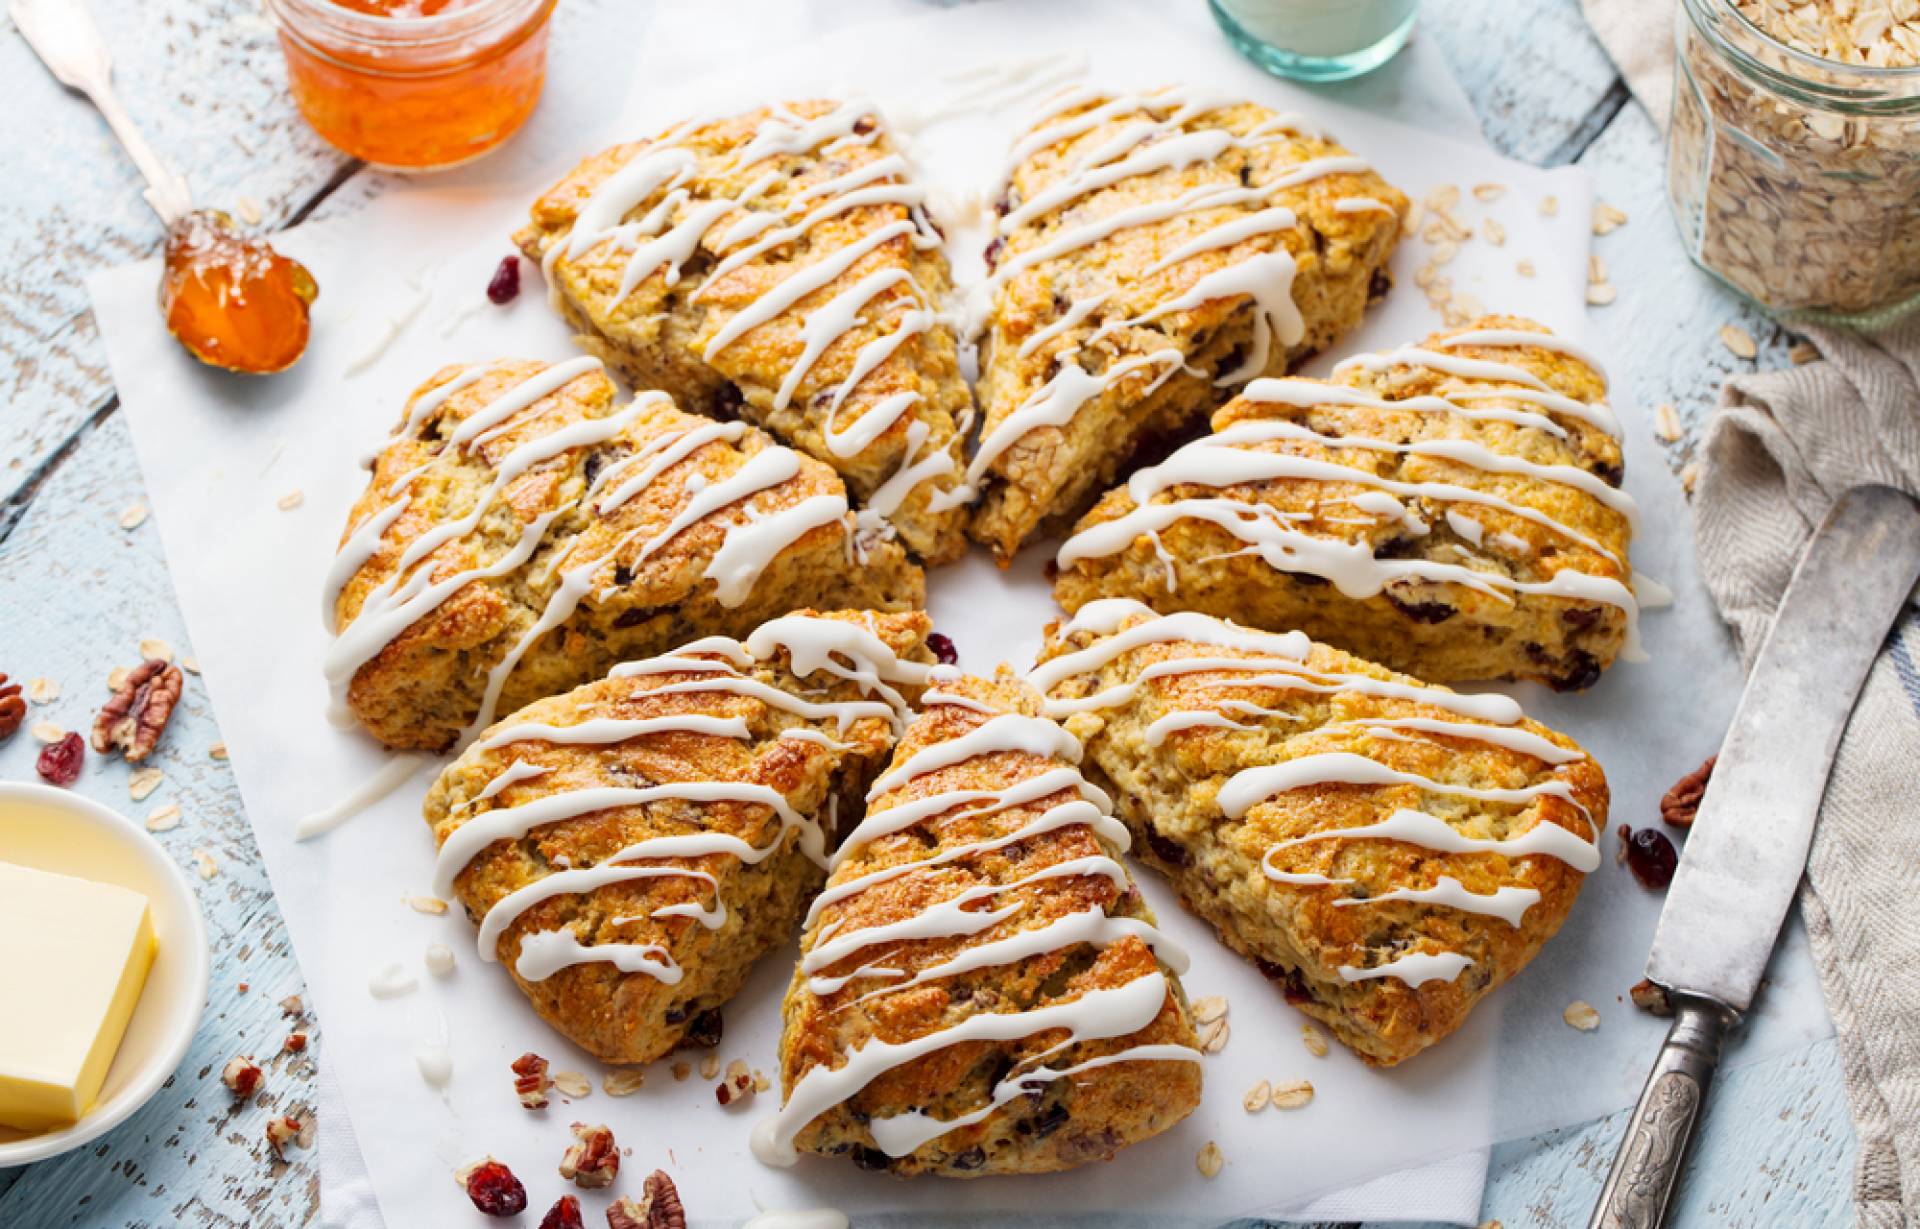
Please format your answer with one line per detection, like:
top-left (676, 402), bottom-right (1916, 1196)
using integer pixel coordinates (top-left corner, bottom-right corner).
top-left (1328, 875), bottom-right (1541, 927)
top-left (1267, 807), bottom-right (1601, 874)
top-left (1338, 951), bottom-right (1472, 986)
top-left (1319, 716), bottom-right (1583, 764)
top-left (293, 753), bottom-right (431, 841)
top-left (758, 702), bottom-right (1197, 1165)
top-left (444, 617), bottom-right (930, 979)
top-left (1433, 327), bottom-right (1611, 387)
top-left (966, 350), bottom-right (1187, 492)
top-left (1218, 751), bottom-right (1593, 827)
top-left (534, 100), bottom-right (958, 526)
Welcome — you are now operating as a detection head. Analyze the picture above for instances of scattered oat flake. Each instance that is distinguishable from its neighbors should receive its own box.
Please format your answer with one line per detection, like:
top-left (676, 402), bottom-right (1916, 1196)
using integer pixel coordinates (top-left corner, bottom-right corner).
top-left (1424, 184), bottom-right (1461, 212)
top-left (30, 721), bottom-right (65, 743)
top-left (1586, 283), bottom-right (1618, 307)
top-left (1592, 202), bottom-right (1628, 235)
top-left (26, 677), bottom-right (58, 705)
top-left (1789, 341), bottom-right (1821, 365)
top-left (1681, 462), bottom-right (1701, 493)
top-left (146, 803), bottom-right (182, 832)
top-left (1564, 1000), bottom-right (1602, 1031)
top-left (1198, 1016), bottom-right (1230, 1055)
top-left (698, 1054), bottom-right (721, 1080)
top-left (1242, 1080), bottom-right (1271, 1112)
top-left (1482, 218), bottom-right (1506, 246)
top-left (1588, 253), bottom-right (1608, 283)
top-left (1655, 404), bottom-right (1683, 442)
top-left (551, 1070), bottom-right (592, 1098)
top-left (1430, 240), bottom-right (1459, 266)
top-left (753, 1069), bottom-right (771, 1093)
top-left (209, 741), bottom-right (229, 760)
top-left (1401, 201), bottom-right (1424, 236)
top-left (1719, 323), bottom-right (1759, 359)
top-left (1516, 258), bottom-right (1537, 278)
top-left (191, 847), bottom-right (220, 879)
top-left (1472, 182), bottom-right (1507, 202)
top-left (604, 1068), bottom-right (647, 1097)
top-left (1271, 1079), bottom-right (1315, 1110)
top-left (108, 666), bottom-right (130, 692)
top-left (119, 503), bottom-right (150, 530)
top-left (129, 768), bottom-right (165, 801)
top-left (1539, 194), bottom-right (1559, 216)
top-left (1301, 1025), bottom-right (1330, 1057)
top-left (182, 657), bottom-right (201, 675)
top-left (1192, 995), bottom-right (1228, 1025)
top-left (1197, 1141), bottom-right (1224, 1178)
top-left (671, 1061), bottom-right (691, 1082)
top-left (235, 196), bottom-right (264, 226)
top-left (407, 895), bottom-right (449, 915)
top-left (138, 637), bottom-right (174, 664)
top-left (277, 489), bottom-right (304, 511)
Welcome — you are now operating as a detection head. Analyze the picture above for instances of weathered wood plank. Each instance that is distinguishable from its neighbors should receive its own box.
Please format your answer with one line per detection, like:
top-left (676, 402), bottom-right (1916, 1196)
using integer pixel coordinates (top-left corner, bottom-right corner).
top-left (1425, 0), bottom-right (1625, 165)
top-left (0, 411), bottom-right (318, 1226)
top-left (0, 0), bottom-right (353, 510)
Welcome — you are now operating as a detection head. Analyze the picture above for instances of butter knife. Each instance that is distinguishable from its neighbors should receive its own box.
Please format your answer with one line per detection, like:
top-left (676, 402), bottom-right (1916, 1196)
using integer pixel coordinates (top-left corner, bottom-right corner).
top-left (1589, 483), bottom-right (1920, 1229)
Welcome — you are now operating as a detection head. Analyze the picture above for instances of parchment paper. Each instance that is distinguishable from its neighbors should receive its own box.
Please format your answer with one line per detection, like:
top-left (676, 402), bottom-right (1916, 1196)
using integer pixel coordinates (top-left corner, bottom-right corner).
top-left (87, 3), bottom-right (1831, 1225)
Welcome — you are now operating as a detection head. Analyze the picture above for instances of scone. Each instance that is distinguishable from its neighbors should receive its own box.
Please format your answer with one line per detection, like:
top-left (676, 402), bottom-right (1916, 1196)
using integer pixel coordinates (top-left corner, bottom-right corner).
top-left (756, 670), bottom-right (1202, 1176)
top-left (325, 358), bottom-right (925, 752)
top-left (515, 101), bottom-right (973, 564)
top-left (965, 85), bottom-right (1407, 562)
top-left (1030, 600), bottom-right (1606, 1066)
top-left (423, 609), bottom-right (936, 1064)
top-left (1054, 317), bottom-right (1639, 689)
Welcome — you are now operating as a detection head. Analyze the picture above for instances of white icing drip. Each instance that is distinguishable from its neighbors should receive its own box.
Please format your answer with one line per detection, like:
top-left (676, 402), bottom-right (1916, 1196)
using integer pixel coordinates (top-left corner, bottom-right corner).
top-left (477, 715), bottom-right (750, 753)
top-left (751, 974), bottom-right (1183, 1166)
top-left (1218, 751), bottom-right (1592, 826)
top-left (1145, 709), bottom-right (1258, 745)
top-left (852, 906), bottom-right (1185, 1007)
top-left (1447, 509), bottom-right (1486, 544)
top-left (1111, 251), bottom-right (1302, 384)
top-left (515, 930), bottom-right (680, 983)
top-left (321, 496), bottom-right (410, 633)
top-left (705, 494), bottom-right (850, 606)
top-left (475, 759), bottom-right (552, 801)
top-left (1000, 129), bottom-right (1236, 231)
top-left (867, 713), bottom-right (1082, 797)
top-left (448, 357), bottom-right (605, 452)
top-left (823, 314), bottom-right (935, 456)
top-left (1321, 717), bottom-right (1584, 764)
top-left (1433, 328), bottom-right (1610, 388)
top-left (1268, 807), bottom-right (1600, 873)
top-left (967, 350), bottom-right (1186, 489)
top-left (858, 422), bottom-right (954, 524)
top-left (1328, 874), bottom-right (1540, 926)
top-left (595, 420), bottom-right (747, 515)
top-left (1334, 197), bottom-right (1398, 214)
top-left (1145, 206), bottom-right (1299, 274)
top-left (779, 727), bottom-right (853, 751)
top-left (636, 445), bottom-right (800, 562)
top-left (294, 754), bottom-right (430, 841)
top-left (1242, 376), bottom-right (1603, 440)
top-left (773, 268), bottom-right (916, 411)
top-left (1017, 292), bottom-right (1109, 359)
top-left (392, 363), bottom-right (496, 441)
top-left (920, 689), bottom-right (999, 714)
top-left (1338, 951), bottom-right (1472, 987)
top-left (833, 766), bottom-right (1108, 870)
top-left (703, 220), bottom-right (916, 360)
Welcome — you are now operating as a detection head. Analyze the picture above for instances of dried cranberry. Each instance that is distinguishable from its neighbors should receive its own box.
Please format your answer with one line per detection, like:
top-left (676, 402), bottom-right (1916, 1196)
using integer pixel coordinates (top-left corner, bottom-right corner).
top-left (486, 255), bottom-right (521, 305)
top-left (463, 1160), bottom-right (527, 1217)
top-left (1622, 826), bottom-right (1679, 889)
top-left (537, 1194), bottom-right (583, 1229)
top-left (926, 632), bottom-right (958, 666)
top-left (983, 236), bottom-right (1005, 271)
top-left (35, 732), bottom-right (84, 786)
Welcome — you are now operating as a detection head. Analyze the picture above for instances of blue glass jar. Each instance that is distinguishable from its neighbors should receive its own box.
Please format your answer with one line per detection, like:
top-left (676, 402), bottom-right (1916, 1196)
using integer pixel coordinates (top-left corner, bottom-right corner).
top-left (1210, 0), bottom-right (1419, 83)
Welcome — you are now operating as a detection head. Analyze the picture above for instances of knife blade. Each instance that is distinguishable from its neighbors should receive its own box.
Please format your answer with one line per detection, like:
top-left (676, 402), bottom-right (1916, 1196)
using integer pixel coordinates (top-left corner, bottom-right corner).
top-left (1646, 482), bottom-right (1920, 1012)
top-left (1591, 483), bottom-right (1920, 1229)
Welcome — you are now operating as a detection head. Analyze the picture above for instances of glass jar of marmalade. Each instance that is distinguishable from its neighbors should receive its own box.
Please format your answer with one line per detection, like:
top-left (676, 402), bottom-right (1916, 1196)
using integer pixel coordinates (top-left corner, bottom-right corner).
top-left (267, 0), bottom-right (559, 171)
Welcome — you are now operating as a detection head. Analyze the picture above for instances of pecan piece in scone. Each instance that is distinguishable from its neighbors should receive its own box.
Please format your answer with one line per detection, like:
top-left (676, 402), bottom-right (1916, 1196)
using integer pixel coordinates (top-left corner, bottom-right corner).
top-left (93, 658), bottom-right (184, 762)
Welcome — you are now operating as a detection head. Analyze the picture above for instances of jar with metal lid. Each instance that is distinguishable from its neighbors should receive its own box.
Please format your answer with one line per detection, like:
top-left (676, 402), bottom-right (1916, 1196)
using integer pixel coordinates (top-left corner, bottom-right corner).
top-left (1668, 0), bottom-right (1920, 324)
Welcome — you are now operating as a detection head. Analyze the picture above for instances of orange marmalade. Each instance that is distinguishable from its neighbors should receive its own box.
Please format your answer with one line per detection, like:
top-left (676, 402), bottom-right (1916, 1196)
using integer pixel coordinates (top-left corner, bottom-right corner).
top-left (267, 0), bottom-right (557, 170)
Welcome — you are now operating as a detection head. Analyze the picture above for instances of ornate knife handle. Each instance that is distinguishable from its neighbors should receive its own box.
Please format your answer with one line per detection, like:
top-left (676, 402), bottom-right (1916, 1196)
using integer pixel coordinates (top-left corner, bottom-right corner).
top-left (1588, 995), bottom-right (1735, 1229)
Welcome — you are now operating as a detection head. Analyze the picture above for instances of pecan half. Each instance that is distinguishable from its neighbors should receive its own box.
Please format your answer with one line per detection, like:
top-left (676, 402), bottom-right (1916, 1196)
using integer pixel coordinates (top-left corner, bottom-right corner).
top-left (607, 1171), bottom-right (686, 1229)
top-left (221, 1055), bottom-right (263, 1100)
top-left (558, 1122), bottom-right (619, 1189)
top-left (92, 659), bottom-right (184, 762)
top-left (0, 674), bottom-right (23, 740)
top-left (511, 1051), bottom-right (551, 1109)
top-left (1661, 755), bottom-right (1715, 827)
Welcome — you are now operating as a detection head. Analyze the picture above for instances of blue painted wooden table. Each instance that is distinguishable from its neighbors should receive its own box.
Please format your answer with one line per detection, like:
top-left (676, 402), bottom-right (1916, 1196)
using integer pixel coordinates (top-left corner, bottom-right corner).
top-left (0, 0), bottom-right (1857, 1224)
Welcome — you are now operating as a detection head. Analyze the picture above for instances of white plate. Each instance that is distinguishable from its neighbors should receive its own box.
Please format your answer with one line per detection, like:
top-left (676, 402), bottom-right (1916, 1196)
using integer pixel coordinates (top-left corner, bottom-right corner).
top-left (0, 781), bottom-right (210, 1166)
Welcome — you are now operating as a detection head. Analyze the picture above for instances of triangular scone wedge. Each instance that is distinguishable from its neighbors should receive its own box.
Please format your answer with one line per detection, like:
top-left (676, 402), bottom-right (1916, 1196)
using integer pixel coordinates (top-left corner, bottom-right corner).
top-left (1054, 317), bottom-right (1637, 689)
top-left (758, 670), bottom-right (1201, 1177)
top-left (326, 358), bottom-right (924, 752)
top-left (424, 610), bottom-right (937, 1064)
top-left (514, 101), bottom-right (974, 565)
top-left (1031, 600), bottom-right (1607, 1067)
top-left (966, 87), bottom-right (1407, 562)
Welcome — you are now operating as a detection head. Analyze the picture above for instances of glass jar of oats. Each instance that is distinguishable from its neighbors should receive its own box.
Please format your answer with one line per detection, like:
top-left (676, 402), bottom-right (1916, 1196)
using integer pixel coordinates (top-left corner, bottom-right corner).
top-left (1669, 0), bottom-right (1920, 323)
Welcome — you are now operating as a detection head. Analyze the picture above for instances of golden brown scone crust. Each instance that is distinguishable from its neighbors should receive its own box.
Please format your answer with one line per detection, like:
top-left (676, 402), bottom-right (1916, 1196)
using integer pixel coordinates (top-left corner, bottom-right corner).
top-left (1033, 605), bottom-right (1606, 1067)
top-left (331, 360), bottom-right (925, 752)
top-left (424, 609), bottom-right (935, 1065)
top-left (515, 101), bottom-right (973, 565)
top-left (970, 90), bottom-right (1407, 562)
top-left (775, 672), bottom-right (1201, 1176)
top-left (1054, 317), bottom-right (1633, 689)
